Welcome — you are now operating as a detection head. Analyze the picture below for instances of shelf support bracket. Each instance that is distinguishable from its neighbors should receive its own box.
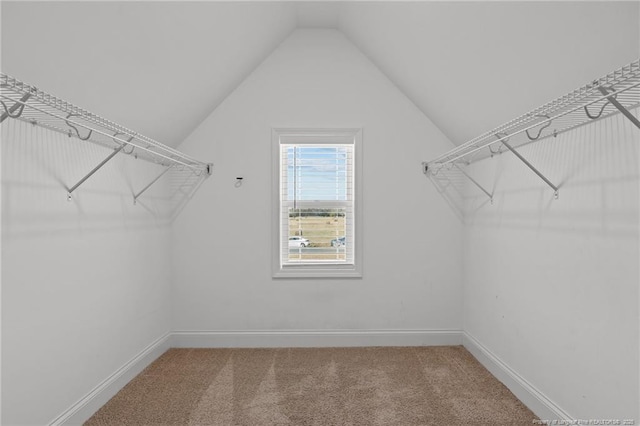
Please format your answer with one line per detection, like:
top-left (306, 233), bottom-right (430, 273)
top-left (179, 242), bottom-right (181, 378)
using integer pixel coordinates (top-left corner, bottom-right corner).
top-left (525, 115), bottom-right (552, 141)
top-left (501, 140), bottom-right (559, 199)
top-left (67, 144), bottom-right (127, 200)
top-left (133, 166), bottom-right (173, 205)
top-left (65, 113), bottom-right (93, 140)
top-left (489, 133), bottom-right (509, 156)
top-left (0, 92), bottom-right (31, 123)
top-left (597, 86), bottom-right (640, 130)
top-left (453, 163), bottom-right (493, 204)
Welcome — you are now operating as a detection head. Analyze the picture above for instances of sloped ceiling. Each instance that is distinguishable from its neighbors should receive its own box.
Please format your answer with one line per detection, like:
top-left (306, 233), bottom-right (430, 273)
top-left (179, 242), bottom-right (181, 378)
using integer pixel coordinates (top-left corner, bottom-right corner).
top-left (1, 2), bottom-right (298, 146)
top-left (2, 1), bottom-right (638, 148)
top-left (338, 1), bottom-right (640, 145)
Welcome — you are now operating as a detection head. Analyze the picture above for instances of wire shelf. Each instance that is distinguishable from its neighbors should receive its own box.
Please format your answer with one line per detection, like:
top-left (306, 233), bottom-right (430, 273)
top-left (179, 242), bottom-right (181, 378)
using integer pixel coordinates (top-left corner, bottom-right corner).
top-left (424, 60), bottom-right (640, 173)
top-left (1, 73), bottom-right (212, 175)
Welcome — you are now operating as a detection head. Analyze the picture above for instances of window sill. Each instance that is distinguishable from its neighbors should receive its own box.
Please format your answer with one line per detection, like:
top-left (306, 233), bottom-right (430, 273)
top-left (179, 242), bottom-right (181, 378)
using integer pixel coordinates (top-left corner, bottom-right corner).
top-left (273, 266), bottom-right (362, 279)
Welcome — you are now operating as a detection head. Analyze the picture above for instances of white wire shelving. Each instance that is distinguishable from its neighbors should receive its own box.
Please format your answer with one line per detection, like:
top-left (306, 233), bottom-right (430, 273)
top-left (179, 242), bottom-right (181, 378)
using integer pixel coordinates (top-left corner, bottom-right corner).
top-left (423, 59), bottom-right (640, 201)
top-left (1, 73), bottom-right (212, 203)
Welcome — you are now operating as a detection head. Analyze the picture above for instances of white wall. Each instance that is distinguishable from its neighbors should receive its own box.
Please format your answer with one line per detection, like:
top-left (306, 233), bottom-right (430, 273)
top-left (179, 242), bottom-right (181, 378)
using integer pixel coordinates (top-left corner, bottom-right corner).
top-left (462, 111), bottom-right (639, 420)
top-left (172, 29), bottom-right (463, 334)
top-left (1, 119), bottom-right (174, 425)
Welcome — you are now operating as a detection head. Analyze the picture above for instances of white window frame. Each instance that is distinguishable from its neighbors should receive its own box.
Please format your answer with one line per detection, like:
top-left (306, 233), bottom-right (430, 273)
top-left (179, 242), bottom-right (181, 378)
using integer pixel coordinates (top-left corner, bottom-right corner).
top-left (272, 128), bottom-right (363, 279)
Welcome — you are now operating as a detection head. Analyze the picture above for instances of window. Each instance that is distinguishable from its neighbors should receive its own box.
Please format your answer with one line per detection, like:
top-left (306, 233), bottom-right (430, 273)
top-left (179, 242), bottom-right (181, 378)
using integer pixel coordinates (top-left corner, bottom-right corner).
top-left (272, 128), bottom-right (362, 278)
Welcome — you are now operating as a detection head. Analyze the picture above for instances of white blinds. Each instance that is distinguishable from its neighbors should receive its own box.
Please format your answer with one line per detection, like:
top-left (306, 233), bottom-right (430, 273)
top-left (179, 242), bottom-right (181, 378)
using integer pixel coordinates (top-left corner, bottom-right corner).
top-left (280, 143), bottom-right (355, 265)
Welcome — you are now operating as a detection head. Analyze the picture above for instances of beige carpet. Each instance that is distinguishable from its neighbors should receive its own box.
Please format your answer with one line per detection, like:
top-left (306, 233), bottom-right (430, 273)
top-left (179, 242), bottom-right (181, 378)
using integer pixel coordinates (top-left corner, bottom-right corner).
top-left (85, 346), bottom-right (537, 425)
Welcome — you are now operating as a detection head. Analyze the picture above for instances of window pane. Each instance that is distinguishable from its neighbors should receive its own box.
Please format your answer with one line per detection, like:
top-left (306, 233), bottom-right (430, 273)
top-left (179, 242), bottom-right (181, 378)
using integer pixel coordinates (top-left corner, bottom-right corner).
top-left (285, 146), bottom-right (349, 201)
top-left (287, 207), bottom-right (346, 261)
top-left (274, 130), bottom-right (361, 277)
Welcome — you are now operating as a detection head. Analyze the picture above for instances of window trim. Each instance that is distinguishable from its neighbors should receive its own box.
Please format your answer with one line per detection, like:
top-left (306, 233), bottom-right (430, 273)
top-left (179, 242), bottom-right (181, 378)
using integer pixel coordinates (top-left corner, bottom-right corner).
top-left (271, 128), bottom-right (363, 279)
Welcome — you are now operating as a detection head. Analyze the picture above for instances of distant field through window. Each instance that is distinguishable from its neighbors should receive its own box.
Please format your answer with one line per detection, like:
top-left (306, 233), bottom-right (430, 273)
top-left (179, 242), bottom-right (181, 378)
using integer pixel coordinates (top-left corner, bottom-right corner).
top-left (288, 208), bottom-right (346, 261)
top-left (272, 129), bottom-right (362, 278)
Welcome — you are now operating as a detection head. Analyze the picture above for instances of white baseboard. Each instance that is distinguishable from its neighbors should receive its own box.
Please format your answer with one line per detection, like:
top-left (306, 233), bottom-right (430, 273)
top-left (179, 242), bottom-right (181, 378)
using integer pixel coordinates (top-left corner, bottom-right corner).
top-left (49, 332), bottom-right (171, 426)
top-left (46, 329), bottom-right (459, 425)
top-left (462, 332), bottom-right (573, 422)
top-left (172, 329), bottom-right (463, 348)
top-left (46, 330), bottom-right (573, 425)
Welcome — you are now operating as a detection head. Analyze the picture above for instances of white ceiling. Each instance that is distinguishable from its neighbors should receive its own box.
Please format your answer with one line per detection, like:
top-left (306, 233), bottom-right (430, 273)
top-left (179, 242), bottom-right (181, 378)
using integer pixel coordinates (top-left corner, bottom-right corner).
top-left (1, 2), bottom-right (298, 146)
top-left (297, 2), bottom-right (339, 28)
top-left (338, 1), bottom-right (640, 145)
top-left (2, 1), bottom-right (638, 148)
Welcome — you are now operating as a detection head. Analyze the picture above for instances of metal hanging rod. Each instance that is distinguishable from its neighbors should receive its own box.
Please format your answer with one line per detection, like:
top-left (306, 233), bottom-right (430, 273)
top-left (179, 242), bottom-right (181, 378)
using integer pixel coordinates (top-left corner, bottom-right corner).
top-left (1, 94), bottom-right (199, 171)
top-left (423, 59), bottom-right (640, 199)
top-left (424, 60), bottom-right (640, 173)
top-left (1, 73), bottom-right (213, 201)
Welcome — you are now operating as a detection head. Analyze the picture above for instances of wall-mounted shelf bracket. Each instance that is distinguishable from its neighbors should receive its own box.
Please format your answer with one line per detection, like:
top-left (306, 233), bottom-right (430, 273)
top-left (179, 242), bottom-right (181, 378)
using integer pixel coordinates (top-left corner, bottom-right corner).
top-left (0, 92), bottom-right (31, 123)
top-left (489, 133), bottom-right (509, 156)
top-left (1, 72), bottom-right (213, 210)
top-left (422, 60), bottom-right (639, 203)
top-left (597, 86), bottom-right (640, 129)
top-left (67, 144), bottom-right (127, 201)
top-left (66, 113), bottom-right (92, 140)
top-left (525, 115), bottom-right (552, 141)
top-left (1, 72), bottom-right (212, 177)
top-left (453, 163), bottom-right (493, 204)
top-left (133, 166), bottom-right (173, 205)
top-left (501, 139), bottom-right (559, 199)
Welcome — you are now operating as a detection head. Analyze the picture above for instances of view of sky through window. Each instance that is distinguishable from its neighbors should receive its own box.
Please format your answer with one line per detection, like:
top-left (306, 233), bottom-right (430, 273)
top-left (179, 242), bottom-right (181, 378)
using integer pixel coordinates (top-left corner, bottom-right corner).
top-left (286, 146), bottom-right (348, 201)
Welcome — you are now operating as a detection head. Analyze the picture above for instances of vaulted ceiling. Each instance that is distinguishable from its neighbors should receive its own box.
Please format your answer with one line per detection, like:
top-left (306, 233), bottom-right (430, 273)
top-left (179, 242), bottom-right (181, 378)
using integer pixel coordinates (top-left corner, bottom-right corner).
top-left (2, 1), bottom-right (638, 148)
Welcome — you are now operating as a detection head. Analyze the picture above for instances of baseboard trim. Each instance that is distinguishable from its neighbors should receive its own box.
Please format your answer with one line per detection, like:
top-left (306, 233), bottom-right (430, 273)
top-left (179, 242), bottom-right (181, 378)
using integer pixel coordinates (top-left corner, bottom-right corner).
top-left (172, 329), bottom-right (463, 348)
top-left (462, 332), bottom-right (573, 422)
top-left (46, 330), bottom-right (573, 424)
top-left (49, 332), bottom-right (171, 426)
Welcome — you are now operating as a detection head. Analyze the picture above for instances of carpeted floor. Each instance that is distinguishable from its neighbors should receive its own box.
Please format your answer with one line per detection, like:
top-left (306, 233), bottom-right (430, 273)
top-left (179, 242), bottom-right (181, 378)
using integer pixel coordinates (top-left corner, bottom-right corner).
top-left (85, 346), bottom-right (537, 425)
